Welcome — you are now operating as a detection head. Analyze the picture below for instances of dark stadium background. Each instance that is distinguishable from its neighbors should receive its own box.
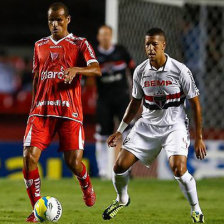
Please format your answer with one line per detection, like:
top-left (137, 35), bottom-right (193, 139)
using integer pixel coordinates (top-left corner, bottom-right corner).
top-left (1, 0), bottom-right (105, 46)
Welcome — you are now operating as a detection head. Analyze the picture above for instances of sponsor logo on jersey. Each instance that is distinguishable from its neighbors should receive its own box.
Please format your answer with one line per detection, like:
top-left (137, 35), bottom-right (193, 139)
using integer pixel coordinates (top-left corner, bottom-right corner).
top-left (36, 100), bottom-right (70, 107)
top-left (144, 80), bottom-right (172, 87)
top-left (41, 66), bottom-right (65, 81)
top-left (41, 71), bottom-right (64, 80)
top-left (50, 45), bottom-right (62, 48)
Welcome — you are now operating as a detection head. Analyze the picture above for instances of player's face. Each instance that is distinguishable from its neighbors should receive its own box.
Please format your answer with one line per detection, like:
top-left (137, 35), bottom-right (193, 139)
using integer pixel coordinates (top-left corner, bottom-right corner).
top-left (97, 27), bottom-right (112, 49)
top-left (48, 8), bottom-right (70, 40)
top-left (145, 35), bottom-right (166, 62)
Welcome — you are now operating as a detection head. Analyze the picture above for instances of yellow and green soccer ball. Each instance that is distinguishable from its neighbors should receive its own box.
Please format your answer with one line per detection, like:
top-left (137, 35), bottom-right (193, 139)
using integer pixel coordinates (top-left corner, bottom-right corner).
top-left (34, 196), bottom-right (62, 222)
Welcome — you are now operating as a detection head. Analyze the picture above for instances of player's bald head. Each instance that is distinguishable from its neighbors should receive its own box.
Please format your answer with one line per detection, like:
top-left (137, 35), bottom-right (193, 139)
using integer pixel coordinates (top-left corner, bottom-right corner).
top-left (48, 2), bottom-right (70, 17)
top-left (98, 25), bottom-right (113, 34)
top-left (146, 28), bottom-right (166, 42)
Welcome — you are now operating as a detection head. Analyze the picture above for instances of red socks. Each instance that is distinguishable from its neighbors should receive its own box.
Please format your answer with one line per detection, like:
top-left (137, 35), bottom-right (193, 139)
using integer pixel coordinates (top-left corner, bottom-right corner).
top-left (23, 167), bottom-right (41, 208)
top-left (77, 163), bottom-right (91, 189)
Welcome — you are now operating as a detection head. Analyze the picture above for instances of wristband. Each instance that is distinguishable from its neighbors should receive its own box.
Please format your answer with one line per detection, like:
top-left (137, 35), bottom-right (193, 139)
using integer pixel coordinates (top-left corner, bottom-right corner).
top-left (117, 121), bottom-right (128, 133)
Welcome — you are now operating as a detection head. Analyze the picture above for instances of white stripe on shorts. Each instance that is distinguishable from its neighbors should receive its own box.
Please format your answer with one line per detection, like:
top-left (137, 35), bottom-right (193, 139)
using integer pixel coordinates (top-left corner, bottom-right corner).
top-left (79, 126), bottom-right (84, 150)
top-left (24, 125), bottom-right (33, 147)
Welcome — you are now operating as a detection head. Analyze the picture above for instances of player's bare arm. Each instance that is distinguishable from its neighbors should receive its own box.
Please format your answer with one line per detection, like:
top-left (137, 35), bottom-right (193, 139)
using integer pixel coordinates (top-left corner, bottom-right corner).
top-left (107, 97), bottom-right (142, 147)
top-left (189, 96), bottom-right (207, 160)
top-left (31, 72), bottom-right (38, 107)
top-left (64, 62), bottom-right (101, 84)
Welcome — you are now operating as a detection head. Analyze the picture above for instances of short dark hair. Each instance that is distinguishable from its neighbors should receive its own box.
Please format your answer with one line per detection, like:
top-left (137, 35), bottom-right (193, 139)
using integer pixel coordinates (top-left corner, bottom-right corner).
top-left (146, 28), bottom-right (166, 41)
top-left (48, 2), bottom-right (70, 17)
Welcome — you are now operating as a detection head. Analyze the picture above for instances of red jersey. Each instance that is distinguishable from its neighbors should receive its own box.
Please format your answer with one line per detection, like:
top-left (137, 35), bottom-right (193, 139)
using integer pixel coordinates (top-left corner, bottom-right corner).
top-left (30, 33), bottom-right (98, 124)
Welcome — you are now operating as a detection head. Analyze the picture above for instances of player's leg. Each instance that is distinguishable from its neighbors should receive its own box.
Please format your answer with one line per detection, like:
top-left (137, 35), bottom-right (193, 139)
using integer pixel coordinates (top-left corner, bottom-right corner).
top-left (23, 117), bottom-right (55, 222)
top-left (164, 126), bottom-right (204, 223)
top-left (58, 119), bottom-right (95, 206)
top-left (103, 119), bottom-right (162, 220)
top-left (23, 146), bottom-right (42, 208)
top-left (113, 148), bottom-right (138, 203)
top-left (103, 149), bottom-right (138, 218)
top-left (169, 155), bottom-right (204, 223)
top-left (103, 149), bottom-right (138, 220)
top-left (95, 98), bottom-right (114, 179)
top-left (63, 150), bottom-right (96, 207)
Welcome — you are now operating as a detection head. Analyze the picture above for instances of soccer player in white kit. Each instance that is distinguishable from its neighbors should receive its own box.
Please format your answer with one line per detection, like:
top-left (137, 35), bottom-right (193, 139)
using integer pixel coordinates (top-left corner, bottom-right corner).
top-left (102, 28), bottom-right (206, 223)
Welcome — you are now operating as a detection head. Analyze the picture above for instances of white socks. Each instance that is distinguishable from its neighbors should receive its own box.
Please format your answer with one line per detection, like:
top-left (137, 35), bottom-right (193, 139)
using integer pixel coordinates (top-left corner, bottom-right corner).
top-left (96, 141), bottom-right (108, 177)
top-left (174, 171), bottom-right (202, 214)
top-left (112, 170), bottom-right (129, 205)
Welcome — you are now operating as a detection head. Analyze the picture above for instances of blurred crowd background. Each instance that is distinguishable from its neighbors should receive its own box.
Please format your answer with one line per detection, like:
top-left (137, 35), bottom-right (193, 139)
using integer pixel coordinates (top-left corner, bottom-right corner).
top-left (0, 0), bottom-right (224, 179)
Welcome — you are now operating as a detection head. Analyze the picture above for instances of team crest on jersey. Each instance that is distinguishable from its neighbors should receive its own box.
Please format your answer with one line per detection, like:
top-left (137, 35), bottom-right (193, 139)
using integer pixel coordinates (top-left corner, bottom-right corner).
top-left (152, 90), bottom-right (167, 109)
top-left (153, 94), bottom-right (167, 109)
top-left (50, 52), bottom-right (59, 61)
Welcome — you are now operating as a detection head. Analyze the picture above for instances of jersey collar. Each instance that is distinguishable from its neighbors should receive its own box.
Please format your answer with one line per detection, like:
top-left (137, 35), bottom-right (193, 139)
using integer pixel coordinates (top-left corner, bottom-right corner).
top-left (149, 53), bottom-right (170, 72)
top-left (50, 33), bottom-right (73, 45)
top-left (98, 45), bottom-right (115, 55)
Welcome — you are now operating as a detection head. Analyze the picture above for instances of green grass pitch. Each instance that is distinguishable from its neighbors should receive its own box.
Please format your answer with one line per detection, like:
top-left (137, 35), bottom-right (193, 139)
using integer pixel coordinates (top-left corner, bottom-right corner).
top-left (0, 178), bottom-right (223, 224)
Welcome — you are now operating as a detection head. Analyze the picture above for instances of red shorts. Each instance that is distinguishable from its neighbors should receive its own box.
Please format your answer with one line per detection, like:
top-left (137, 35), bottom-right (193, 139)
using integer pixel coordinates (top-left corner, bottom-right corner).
top-left (23, 116), bottom-right (85, 151)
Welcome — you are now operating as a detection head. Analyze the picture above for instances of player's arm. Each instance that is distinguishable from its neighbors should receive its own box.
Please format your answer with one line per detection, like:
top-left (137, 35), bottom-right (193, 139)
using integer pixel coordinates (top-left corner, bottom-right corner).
top-left (31, 72), bottom-right (38, 106)
top-left (64, 62), bottom-right (101, 84)
top-left (189, 96), bottom-right (207, 160)
top-left (30, 43), bottom-right (39, 108)
top-left (107, 97), bottom-right (142, 147)
top-left (64, 39), bottom-right (101, 84)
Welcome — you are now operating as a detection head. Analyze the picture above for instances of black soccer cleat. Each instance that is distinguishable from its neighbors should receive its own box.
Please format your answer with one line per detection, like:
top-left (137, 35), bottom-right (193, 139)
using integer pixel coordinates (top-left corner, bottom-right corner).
top-left (102, 198), bottom-right (130, 220)
top-left (191, 211), bottom-right (205, 223)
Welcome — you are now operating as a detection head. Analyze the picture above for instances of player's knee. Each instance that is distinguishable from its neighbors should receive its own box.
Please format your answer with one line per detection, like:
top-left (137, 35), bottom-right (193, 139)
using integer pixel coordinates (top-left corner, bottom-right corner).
top-left (171, 164), bottom-right (187, 177)
top-left (113, 161), bottom-right (128, 174)
top-left (64, 156), bottom-right (73, 170)
top-left (64, 156), bottom-right (80, 171)
top-left (23, 147), bottom-right (39, 168)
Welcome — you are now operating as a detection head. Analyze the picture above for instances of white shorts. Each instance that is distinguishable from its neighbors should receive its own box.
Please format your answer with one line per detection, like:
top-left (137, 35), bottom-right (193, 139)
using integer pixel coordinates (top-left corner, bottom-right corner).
top-left (122, 118), bottom-right (190, 167)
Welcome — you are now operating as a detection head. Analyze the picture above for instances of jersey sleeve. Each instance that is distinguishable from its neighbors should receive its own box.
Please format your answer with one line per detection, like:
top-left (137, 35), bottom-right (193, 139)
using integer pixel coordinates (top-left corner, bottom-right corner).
top-left (132, 66), bottom-right (143, 99)
top-left (80, 39), bottom-right (98, 66)
top-left (32, 43), bottom-right (39, 73)
top-left (180, 66), bottom-right (200, 99)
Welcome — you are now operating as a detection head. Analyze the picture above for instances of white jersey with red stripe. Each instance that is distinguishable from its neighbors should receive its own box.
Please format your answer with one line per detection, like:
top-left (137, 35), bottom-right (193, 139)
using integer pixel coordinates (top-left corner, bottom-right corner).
top-left (132, 54), bottom-right (199, 126)
top-left (30, 33), bottom-right (98, 123)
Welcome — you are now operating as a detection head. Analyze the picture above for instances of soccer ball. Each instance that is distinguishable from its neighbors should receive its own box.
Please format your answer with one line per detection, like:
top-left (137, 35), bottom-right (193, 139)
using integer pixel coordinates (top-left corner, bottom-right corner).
top-left (34, 196), bottom-right (62, 222)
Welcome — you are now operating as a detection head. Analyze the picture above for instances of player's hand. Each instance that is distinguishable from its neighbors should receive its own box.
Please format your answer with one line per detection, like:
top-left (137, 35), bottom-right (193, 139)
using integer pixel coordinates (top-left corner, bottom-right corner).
top-left (194, 138), bottom-right (207, 160)
top-left (107, 132), bottom-right (122, 148)
top-left (64, 67), bottom-right (79, 84)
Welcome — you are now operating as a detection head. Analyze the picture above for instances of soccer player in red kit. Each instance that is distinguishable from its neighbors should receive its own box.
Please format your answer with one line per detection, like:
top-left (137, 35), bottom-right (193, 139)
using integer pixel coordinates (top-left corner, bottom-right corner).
top-left (23, 2), bottom-right (101, 222)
